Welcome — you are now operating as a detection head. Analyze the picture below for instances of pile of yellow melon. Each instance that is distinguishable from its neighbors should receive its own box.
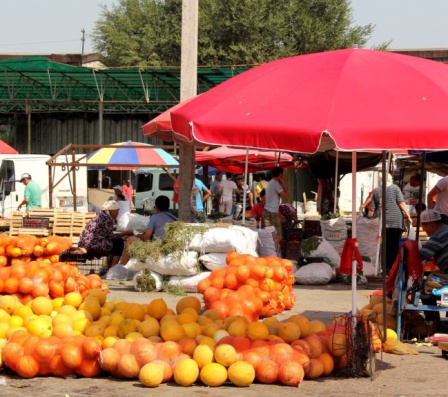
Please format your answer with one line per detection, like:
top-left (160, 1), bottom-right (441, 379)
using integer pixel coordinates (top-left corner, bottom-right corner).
top-left (0, 291), bottom-right (359, 387)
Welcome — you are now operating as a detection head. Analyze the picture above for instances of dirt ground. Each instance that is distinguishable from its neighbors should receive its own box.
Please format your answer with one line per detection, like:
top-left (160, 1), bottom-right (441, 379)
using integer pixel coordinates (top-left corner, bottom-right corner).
top-left (1, 282), bottom-right (447, 397)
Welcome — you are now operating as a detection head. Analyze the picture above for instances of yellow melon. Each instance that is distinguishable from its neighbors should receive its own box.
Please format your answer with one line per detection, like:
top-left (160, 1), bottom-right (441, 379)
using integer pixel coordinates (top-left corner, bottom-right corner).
top-left (199, 362), bottom-right (228, 387)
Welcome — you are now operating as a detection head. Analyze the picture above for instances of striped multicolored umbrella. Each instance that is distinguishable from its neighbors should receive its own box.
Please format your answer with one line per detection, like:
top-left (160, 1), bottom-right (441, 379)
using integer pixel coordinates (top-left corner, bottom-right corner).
top-left (86, 141), bottom-right (178, 170)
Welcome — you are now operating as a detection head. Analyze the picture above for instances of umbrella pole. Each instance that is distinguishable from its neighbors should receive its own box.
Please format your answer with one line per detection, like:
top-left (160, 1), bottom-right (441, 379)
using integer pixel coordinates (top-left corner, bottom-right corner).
top-left (415, 151), bottom-right (426, 242)
top-left (351, 151), bottom-right (357, 317)
top-left (334, 150), bottom-right (339, 213)
top-left (242, 148), bottom-right (249, 225)
top-left (381, 151), bottom-right (388, 338)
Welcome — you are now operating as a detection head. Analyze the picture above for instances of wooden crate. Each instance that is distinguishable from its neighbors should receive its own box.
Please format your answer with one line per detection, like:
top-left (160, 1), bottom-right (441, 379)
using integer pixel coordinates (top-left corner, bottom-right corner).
top-left (9, 212), bottom-right (23, 236)
top-left (53, 211), bottom-right (97, 243)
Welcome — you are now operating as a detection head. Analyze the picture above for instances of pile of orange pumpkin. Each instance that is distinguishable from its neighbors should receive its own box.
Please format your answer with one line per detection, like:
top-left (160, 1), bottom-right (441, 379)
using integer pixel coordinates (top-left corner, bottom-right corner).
top-left (198, 252), bottom-right (296, 320)
top-left (0, 233), bottom-right (72, 266)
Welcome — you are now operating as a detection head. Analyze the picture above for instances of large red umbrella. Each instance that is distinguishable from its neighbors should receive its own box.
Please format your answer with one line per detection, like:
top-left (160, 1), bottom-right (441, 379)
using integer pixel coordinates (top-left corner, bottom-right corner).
top-left (142, 97), bottom-right (197, 142)
top-left (170, 48), bottom-right (448, 319)
top-left (170, 48), bottom-right (448, 152)
top-left (195, 146), bottom-right (295, 173)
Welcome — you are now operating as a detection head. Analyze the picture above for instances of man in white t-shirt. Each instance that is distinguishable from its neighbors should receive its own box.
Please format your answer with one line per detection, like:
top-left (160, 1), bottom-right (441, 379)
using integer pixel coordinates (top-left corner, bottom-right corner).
top-left (428, 176), bottom-right (448, 224)
top-left (218, 173), bottom-right (237, 215)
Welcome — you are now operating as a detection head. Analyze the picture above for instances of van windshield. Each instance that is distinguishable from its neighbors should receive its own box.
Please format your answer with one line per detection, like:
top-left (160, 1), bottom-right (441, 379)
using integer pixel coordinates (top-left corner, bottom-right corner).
top-left (0, 160), bottom-right (15, 195)
top-left (135, 173), bottom-right (175, 193)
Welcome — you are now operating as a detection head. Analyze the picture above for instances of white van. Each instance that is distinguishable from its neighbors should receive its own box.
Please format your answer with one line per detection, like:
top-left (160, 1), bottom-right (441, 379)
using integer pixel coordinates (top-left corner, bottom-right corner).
top-left (0, 154), bottom-right (88, 218)
top-left (133, 168), bottom-right (177, 214)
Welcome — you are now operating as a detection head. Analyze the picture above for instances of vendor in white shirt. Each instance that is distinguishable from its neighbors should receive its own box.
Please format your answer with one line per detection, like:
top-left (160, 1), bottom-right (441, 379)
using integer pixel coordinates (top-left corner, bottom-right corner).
top-left (402, 174), bottom-right (421, 206)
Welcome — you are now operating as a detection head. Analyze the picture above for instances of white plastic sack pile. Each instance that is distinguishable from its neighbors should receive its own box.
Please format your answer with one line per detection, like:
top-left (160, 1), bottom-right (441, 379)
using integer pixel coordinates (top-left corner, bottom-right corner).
top-left (167, 272), bottom-right (212, 293)
top-left (320, 217), bottom-right (347, 255)
top-left (199, 253), bottom-right (228, 270)
top-left (294, 262), bottom-right (335, 285)
top-left (189, 226), bottom-right (258, 256)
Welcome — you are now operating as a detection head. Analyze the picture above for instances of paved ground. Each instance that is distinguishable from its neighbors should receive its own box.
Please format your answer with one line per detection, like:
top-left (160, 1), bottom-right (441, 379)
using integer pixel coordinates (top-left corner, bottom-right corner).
top-left (1, 281), bottom-right (447, 397)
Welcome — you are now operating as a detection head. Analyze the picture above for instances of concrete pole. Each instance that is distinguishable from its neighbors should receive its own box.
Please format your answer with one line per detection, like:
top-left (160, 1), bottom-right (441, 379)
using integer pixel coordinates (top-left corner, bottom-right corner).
top-left (98, 101), bottom-right (104, 189)
top-left (178, 0), bottom-right (198, 222)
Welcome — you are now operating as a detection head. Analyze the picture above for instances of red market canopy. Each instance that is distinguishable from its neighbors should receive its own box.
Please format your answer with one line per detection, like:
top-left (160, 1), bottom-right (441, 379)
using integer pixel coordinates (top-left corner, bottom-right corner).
top-left (195, 146), bottom-right (295, 173)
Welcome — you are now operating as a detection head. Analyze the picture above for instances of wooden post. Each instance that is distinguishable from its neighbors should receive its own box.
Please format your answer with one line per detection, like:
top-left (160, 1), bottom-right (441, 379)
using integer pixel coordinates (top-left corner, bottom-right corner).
top-left (178, 0), bottom-right (198, 222)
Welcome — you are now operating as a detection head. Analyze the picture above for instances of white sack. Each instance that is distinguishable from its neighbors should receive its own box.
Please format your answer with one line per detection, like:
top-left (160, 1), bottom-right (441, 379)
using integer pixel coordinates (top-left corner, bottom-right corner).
top-left (167, 272), bottom-right (212, 293)
top-left (304, 238), bottom-right (341, 268)
top-left (132, 270), bottom-right (163, 292)
top-left (320, 217), bottom-right (347, 255)
top-left (145, 251), bottom-right (199, 276)
top-left (124, 257), bottom-right (147, 272)
top-left (356, 217), bottom-right (380, 262)
top-left (126, 213), bottom-right (150, 232)
top-left (294, 262), bottom-right (335, 285)
top-left (188, 227), bottom-right (252, 254)
top-left (257, 226), bottom-right (279, 257)
top-left (199, 253), bottom-right (228, 270)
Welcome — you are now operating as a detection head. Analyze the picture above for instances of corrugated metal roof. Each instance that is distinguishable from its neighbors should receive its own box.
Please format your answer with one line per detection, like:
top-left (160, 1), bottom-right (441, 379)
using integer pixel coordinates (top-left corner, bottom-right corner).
top-left (0, 57), bottom-right (251, 114)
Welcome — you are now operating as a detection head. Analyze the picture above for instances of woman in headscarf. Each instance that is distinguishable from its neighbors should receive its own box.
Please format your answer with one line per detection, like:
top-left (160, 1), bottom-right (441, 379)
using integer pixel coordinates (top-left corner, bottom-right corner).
top-left (76, 200), bottom-right (125, 268)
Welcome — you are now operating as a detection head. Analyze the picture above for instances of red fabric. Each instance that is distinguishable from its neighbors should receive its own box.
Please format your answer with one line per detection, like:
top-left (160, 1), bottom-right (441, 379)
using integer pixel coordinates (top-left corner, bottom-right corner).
top-left (339, 238), bottom-right (364, 275)
top-left (172, 178), bottom-right (180, 204)
top-left (386, 240), bottom-right (423, 296)
top-left (194, 146), bottom-right (295, 173)
top-left (170, 48), bottom-right (448, 152)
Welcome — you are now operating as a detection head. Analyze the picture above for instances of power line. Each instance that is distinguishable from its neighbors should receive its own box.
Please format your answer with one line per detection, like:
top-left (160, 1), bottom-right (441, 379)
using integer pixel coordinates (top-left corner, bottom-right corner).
top-left (0, 39), bottom-right (80, 47)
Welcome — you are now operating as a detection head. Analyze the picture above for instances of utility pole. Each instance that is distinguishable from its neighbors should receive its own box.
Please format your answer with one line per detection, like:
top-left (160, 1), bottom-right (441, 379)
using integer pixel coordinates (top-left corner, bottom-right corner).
top-left (81, 29), bottom-right (85, 55)
top-left (178, 0), bottom-right (198, 222)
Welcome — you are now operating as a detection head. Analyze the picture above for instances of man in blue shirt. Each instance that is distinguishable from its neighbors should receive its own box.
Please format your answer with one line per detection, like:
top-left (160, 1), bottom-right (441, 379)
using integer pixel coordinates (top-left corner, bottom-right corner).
top-left (192, 177), bottom-right (212, 222)
top-left (118, 195), bottom-right (177, 265)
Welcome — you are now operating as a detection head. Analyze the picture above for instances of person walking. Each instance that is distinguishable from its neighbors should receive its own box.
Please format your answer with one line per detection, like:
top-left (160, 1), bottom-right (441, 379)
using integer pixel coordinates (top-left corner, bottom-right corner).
top-left (192, 177), bottom-right (212, 222)
top-left (262, 166), bottom-right (288, 255)
top-left (210, 171), bottom-right (223, 213)
top-left (369, 173), bottom-right (413, 274)
top-left (219, 173), bottom-right (238, 215)
top-left (17, 173), bottom-right (42, 212)
top-left (122, 179), bottom-right (134, 204)
top-left (234, 175), bottom-right (254, 220)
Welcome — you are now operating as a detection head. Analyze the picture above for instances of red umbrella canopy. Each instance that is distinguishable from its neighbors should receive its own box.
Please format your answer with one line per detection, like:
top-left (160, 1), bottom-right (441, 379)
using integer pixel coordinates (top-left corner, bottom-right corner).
top-left (0, 140), bottom-right (18, 154)
top-left (142, 97), bottom-right (197, 142)
top-left (170, 48), bottom-right (448, 153)
top-left (195, 146), bottom-right (295, 173)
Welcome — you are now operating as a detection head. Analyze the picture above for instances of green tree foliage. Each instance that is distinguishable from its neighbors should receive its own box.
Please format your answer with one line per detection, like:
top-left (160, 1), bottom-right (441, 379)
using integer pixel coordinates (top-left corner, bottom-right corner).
top-left (92, 0), bottom-right (374, 67)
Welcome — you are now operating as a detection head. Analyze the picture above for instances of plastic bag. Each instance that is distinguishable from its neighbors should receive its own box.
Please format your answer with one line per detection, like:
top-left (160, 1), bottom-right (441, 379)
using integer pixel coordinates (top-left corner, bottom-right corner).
top-left (105, 264), bottom-right (135, 281)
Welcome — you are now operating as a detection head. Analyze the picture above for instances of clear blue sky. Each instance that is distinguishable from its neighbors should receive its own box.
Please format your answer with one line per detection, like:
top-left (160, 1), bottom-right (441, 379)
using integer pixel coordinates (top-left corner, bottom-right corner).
top-left (0, 0), bottom-right (447, 54)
